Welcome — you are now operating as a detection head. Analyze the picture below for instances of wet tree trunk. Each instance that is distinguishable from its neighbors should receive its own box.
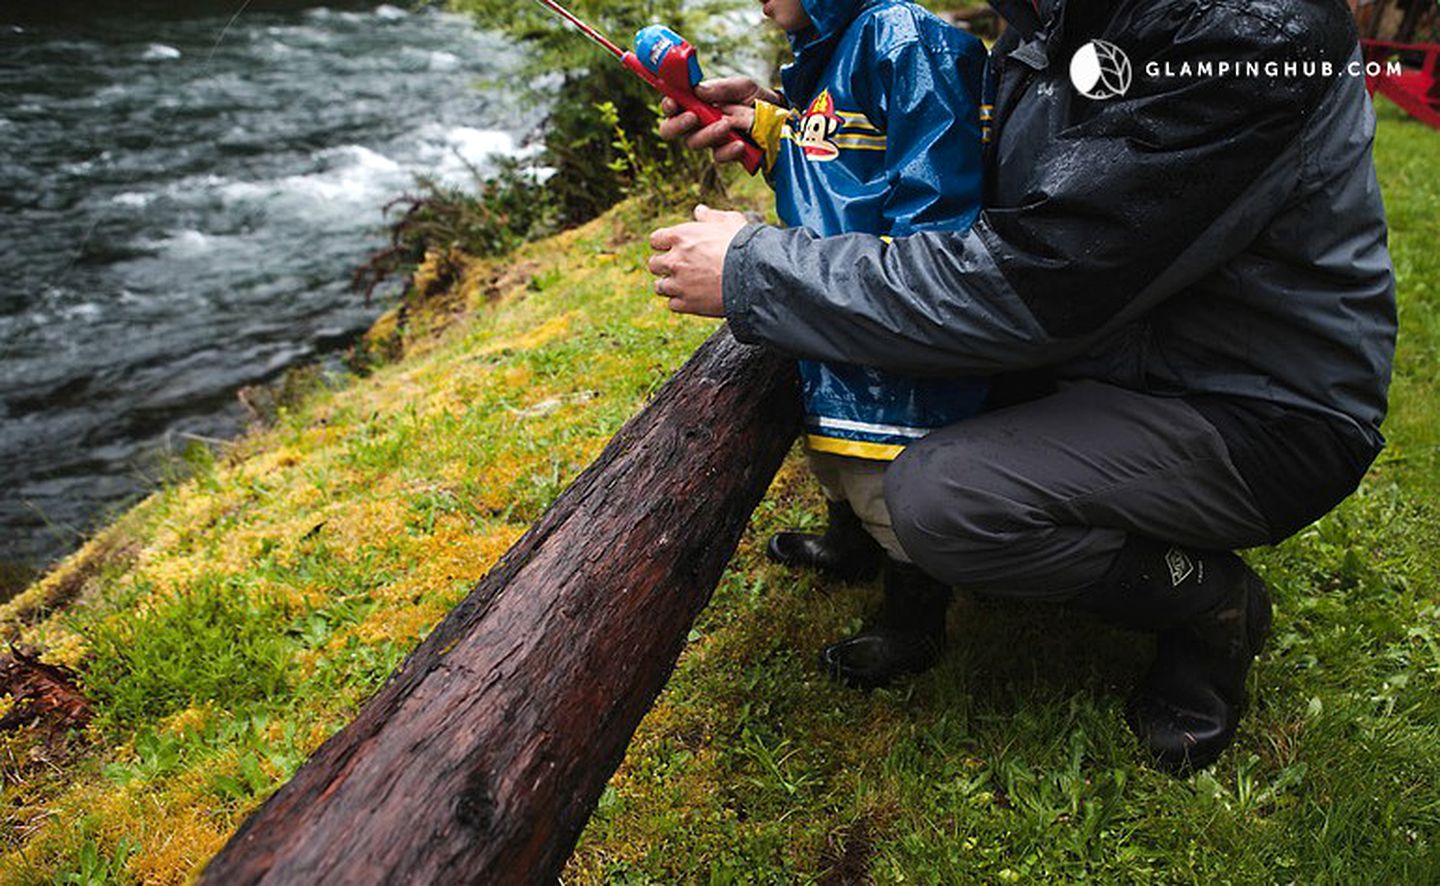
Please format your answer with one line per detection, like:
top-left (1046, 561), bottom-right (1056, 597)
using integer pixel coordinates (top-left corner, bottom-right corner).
top-left (201, 326), bottom-right (800, 885)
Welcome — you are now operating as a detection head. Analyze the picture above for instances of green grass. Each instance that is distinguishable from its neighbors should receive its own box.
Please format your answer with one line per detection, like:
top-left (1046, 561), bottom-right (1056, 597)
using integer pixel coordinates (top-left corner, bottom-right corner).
top-left (1, 101), bottom-right (1437, 883)
top-left (1371, 99), bottom-right (1440, 503)
top-left (570, 97), bottom-right (1440, 883)
top-left (75, 576), bottom-right (297, 728)
top-left (569, 486), bottom-right (1440, 882)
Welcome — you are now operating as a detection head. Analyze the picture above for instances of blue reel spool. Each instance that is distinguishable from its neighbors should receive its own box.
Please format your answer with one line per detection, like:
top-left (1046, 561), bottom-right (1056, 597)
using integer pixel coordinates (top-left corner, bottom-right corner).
top-left (634, 24), bottom-right (703, 87)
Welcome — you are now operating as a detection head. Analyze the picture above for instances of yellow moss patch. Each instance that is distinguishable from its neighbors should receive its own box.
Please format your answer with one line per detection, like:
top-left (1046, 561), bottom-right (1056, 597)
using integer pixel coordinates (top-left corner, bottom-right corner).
top-left (350, 521), bottom-right (525, 647)
top-left (478, 309), bottom-right (579, 356)
top-left (321, 497), bottom-right (411, 556)
top-left (363, 304), bottom-right (403, 353)
top-left (408, 247), bottom-right (452, 299)
top-left (36, 628), bottom-right (89, 671)
top-left (350, 600), bottom-right (446, 647)
top-left (0, 188), bottom-right (761, 883)
top-left (159, 706), bottom-right (211, 738)
top-left (126, 804), bottom-right (229, 886)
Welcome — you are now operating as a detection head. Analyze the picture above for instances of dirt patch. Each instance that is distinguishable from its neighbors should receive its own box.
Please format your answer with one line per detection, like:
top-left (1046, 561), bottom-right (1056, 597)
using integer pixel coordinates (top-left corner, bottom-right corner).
top-left (483, 258), bottom-right (540, 303)
top-left (818, 818), bottom-right (876, 886)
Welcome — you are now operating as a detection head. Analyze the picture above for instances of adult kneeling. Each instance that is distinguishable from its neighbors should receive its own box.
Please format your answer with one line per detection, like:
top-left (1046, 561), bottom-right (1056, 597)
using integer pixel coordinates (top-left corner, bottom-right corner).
top-left (647, 0), bottom-right (1397, 773)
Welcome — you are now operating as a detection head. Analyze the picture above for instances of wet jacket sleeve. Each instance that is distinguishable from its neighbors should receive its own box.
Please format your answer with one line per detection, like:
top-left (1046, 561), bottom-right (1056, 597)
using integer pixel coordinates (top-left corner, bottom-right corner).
top-left (722, 4), bottom-right (1343, 376)
top-left (861, 36), bottom-right (985, 236)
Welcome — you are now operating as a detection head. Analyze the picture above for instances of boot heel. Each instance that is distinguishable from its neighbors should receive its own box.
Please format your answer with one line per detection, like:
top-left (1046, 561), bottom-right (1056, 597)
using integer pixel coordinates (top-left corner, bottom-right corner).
top-left (1081, 539), bottom-right (1273, 773)
top-left (1244, 570), bottom-right (1273, 658)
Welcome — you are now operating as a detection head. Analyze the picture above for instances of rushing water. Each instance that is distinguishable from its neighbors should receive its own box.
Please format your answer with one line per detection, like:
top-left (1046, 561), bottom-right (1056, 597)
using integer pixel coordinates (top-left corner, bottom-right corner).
top-left (0, 3), bottom-right (540, 575)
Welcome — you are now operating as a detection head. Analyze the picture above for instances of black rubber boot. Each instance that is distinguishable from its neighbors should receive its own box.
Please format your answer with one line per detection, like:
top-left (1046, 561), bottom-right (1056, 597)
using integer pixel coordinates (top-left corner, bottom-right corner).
top-left (1080, 537), bottom-right (1273, 773)
top-left (819, 559), bottom-right (952, 690)
top-left (766, 499), bottom-right (884, 581)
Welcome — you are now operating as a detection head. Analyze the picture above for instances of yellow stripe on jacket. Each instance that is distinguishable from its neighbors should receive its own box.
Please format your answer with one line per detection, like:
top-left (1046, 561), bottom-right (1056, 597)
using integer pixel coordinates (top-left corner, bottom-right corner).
top-left (805, 433), bottom-right (906, 462)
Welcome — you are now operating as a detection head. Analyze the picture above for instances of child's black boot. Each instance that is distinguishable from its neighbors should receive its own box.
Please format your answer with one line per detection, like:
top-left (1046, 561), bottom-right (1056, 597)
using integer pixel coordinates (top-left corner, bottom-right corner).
top-left (819, 558), bottom-right (951, 689)
top-left (766, 499), bottom-right (884, 581)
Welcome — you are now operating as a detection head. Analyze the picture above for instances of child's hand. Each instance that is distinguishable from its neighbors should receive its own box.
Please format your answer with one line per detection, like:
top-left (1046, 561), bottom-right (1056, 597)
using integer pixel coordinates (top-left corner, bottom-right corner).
top-left (659, 77), bottom-right (781, 165)
top-left (648, 205), bottom-right (751, 318)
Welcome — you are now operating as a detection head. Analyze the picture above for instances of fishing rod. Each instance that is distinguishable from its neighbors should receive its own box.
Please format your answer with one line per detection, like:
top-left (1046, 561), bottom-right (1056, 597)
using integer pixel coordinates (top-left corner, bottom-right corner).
top-left (529, 0), bottom-right (765, 174)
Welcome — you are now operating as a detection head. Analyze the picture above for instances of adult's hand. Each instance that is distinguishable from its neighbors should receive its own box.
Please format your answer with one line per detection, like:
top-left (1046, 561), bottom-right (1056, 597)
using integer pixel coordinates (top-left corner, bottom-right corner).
top-left (658, 77), bottom-right (781, 166)
top-left (648, 205), bottom-right (751, 317)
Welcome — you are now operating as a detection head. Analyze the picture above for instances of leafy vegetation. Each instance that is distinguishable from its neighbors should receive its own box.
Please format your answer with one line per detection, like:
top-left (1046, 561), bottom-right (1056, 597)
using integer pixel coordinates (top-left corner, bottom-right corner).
top-left (1, 100), bottom-right (1437, 883)
top-left (454, 0), bottom-right (767, 220)
top-left (351, 161), bottom-right (559, 305)
top-left (352, 0), bottom-right (760, 349)
top-left (76, 576), bottom-right (296, 728)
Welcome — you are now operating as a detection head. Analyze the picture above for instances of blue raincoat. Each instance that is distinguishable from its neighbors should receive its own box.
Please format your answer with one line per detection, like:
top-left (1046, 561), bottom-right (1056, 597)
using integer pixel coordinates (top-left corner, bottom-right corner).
top-left (749, 0), bottom-right (989, 461)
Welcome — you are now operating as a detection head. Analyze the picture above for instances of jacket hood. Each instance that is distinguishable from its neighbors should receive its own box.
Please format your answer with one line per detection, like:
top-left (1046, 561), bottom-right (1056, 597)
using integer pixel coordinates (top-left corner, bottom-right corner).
top-left (796, 0), bottom-right (872, 43)
top-left (784, 0), bottom-right (879, 99)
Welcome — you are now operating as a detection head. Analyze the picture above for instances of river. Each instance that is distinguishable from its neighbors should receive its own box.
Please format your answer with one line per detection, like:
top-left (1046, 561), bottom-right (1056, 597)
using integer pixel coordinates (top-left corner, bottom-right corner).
top-left (0, 2), bottom-right (539, 580)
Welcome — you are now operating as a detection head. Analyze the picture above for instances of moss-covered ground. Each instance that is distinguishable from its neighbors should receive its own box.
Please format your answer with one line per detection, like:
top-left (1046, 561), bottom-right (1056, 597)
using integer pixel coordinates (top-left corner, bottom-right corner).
top-left (2, 98), bottom-right (1437, 883)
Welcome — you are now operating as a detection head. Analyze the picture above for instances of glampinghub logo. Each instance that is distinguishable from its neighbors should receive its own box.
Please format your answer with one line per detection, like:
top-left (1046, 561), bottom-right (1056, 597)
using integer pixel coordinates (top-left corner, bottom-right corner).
top-left (1069, 39), bottom-right (1132, 100)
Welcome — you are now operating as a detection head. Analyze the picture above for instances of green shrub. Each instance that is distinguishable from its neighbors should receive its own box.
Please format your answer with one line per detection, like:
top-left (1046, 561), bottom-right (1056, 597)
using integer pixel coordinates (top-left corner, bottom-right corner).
top-left (455, 0), bottom-right (749, 223)
top-left (76, 577), bottom-right (296, 728)
top-left (353, 158), bottom-right (557, 303)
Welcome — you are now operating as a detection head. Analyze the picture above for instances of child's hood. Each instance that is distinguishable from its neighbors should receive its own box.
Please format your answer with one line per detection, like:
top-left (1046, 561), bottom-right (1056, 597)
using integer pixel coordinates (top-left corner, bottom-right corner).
top-left (782, 0), bottom-right (886, 102)
top-left (794, 0), bottom-right (881, 47)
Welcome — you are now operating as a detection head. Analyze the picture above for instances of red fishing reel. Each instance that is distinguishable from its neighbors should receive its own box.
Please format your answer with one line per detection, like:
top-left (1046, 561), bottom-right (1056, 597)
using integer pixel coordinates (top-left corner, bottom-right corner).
top-left (627, 25), bottom-right (764, 174)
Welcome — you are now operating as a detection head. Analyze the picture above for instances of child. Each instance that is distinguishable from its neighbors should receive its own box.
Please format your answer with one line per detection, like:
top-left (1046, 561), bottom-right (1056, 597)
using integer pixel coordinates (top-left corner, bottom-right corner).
top-left (750, 0), bottom-right (989, 688)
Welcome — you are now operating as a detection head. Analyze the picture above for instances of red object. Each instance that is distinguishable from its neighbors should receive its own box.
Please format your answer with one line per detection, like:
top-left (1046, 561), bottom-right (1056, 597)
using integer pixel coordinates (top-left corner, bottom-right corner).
top-left (1361, 40), bottom-right (1440, 130)
top-left (531, 0), bottom-right (764, 173)
top-left (621, 47), bottom-right (765, 175)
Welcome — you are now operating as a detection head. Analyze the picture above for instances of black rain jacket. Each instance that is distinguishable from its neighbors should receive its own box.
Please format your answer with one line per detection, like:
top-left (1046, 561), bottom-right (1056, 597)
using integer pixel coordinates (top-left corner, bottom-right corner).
top-left (722, 0), bottom-right (1399, 542)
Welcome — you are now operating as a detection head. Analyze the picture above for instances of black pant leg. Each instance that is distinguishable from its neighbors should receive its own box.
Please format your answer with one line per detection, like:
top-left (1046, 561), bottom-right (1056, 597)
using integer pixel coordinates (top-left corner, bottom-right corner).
top-left (884, 381), bottom-right (1271, 598)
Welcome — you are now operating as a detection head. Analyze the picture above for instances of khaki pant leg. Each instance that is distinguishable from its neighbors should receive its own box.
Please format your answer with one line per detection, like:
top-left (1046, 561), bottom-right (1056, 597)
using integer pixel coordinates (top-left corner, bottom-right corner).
top-left (804, 443), bottom-right (848, 503)
top-left (806, 447), bottom-right (909, 563)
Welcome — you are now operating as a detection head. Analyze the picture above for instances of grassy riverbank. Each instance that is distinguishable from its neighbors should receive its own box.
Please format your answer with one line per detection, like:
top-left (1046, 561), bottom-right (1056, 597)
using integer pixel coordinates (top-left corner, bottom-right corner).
top-left (2, 99), bottom-right (1437, 883)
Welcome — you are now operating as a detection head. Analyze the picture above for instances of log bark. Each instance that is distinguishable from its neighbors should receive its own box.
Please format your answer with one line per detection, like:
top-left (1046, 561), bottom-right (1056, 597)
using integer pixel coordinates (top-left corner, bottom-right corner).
top-left (201, 326), bottom-right (800, 885)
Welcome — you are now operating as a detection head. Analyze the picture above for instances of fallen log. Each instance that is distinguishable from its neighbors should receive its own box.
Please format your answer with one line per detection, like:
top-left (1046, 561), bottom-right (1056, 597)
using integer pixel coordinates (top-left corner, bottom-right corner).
top-left (202, 326), bottom-right (800, 884)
